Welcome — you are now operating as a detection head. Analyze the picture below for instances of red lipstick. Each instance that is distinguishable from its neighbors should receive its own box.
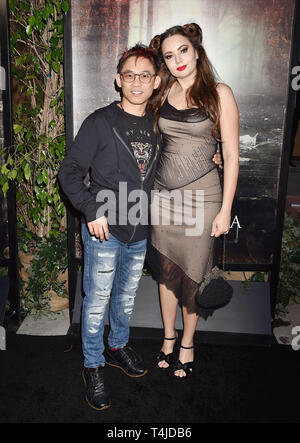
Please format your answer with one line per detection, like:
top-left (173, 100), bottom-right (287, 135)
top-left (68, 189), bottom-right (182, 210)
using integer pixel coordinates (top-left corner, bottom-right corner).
top-left (177, 65), bottom-right (187, 71)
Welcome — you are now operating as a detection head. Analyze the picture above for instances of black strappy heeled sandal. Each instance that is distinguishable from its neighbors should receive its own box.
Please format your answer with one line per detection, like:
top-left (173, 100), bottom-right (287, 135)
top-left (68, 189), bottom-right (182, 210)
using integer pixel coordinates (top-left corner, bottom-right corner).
top-left (174, 344), bottom-right (194, 378)
top-left (157, 332), bottom-right (178, 369)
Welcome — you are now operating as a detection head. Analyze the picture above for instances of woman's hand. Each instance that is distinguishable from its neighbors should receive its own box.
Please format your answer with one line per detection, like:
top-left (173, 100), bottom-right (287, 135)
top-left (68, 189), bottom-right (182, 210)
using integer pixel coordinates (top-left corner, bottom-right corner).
top-left (211, 210), bottom-right (231, 237)
top-left (212, 148), bottom-right (223, 169)
top-left (88, 216), bottom-right (109, 241)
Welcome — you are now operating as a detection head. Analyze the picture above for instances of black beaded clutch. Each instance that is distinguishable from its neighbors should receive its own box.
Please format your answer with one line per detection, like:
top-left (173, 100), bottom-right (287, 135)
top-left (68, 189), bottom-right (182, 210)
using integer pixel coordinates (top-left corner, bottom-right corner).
top-left (195, 234), bottom-right (233, 310)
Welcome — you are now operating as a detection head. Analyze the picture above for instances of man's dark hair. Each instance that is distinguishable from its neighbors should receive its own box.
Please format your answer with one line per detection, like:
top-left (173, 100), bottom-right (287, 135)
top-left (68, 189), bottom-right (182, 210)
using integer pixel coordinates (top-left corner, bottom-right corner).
top-left (117, 44), bottom-right (160, 74)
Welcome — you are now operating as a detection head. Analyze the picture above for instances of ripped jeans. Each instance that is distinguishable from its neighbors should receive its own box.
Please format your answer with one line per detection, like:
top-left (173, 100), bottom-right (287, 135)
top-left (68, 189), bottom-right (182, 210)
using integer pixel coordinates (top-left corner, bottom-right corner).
top-left (81, 223), bottom-right (147, 368)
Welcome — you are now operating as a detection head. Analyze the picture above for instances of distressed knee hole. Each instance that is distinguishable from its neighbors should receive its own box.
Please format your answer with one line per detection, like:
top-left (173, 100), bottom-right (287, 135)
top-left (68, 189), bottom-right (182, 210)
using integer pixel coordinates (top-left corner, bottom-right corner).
top-left (95, 290), bottom-right (111, 298)
top-left (124, 308), bottom-right (133, 315)
top-left (97, 252), bottom-right (115, 258)
top-left (88, 312), bottom-right (103, 334)
top-left (133, 254), bottom-right (145, 260)
top-left (97, 269), bottom-right (114, 274)
top-left (124, 296), bottom-right (135, 307)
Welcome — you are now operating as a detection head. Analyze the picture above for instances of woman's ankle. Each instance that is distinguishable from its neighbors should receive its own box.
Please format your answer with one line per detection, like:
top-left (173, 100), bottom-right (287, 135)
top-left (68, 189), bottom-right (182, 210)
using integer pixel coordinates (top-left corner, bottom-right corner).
top-left (180, 339), bottom-right (194, 349)
top-left (164, 329), bottom-right (177, 340)
top-left (178, 346), bottom-right (194, 364)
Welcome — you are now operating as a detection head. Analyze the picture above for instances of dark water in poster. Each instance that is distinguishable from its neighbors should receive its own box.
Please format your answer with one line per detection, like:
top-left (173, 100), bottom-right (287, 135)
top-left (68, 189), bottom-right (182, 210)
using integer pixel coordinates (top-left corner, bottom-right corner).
top-left (70, 0), bottom-right (295, 266)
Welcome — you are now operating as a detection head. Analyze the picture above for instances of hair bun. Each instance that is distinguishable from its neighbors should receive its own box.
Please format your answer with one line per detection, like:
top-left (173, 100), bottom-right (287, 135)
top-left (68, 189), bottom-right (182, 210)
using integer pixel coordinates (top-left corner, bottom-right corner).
top-left (182, 23), bottom-right (202, 44)
top-left (149, 34), bottom-right (161, 51)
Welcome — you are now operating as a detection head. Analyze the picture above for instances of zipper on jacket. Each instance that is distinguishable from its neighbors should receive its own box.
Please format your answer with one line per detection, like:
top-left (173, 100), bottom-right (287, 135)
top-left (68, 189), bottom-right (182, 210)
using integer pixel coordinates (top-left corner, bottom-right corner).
top-left (143, 143), bottom-right (159, 182)
top-left (113, 128), bottom-right (140, 172)
top-left (127, 175), bottom-right (145, 247)
top-left (113, 128), bottom-right (160, 246)
top-left (126, 145), bottom-right (160, 246)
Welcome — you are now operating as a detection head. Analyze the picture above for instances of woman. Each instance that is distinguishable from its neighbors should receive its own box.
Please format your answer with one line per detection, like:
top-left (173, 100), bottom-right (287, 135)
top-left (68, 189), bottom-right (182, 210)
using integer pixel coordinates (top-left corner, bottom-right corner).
top-left (147, 23), bottom-right (239, 378)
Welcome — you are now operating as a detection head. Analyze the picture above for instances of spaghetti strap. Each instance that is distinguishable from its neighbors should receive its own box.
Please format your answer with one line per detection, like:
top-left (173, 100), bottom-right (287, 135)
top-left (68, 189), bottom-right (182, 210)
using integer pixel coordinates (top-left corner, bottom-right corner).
top-left (161, 87), bottom-right (172, 107)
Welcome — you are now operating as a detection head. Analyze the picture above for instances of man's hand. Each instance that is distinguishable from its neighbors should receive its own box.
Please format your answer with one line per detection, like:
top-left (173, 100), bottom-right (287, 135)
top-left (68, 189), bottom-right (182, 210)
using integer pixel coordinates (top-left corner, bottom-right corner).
top-left (212, 148), bottom-right (223, 169)
top-left (88, 216), bottom-right (109, 241)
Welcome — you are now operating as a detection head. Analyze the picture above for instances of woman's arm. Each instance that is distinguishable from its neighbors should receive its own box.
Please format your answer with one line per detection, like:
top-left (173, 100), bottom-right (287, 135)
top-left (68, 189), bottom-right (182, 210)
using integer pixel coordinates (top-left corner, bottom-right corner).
top-left (211, 83), bottom-right (239, 237)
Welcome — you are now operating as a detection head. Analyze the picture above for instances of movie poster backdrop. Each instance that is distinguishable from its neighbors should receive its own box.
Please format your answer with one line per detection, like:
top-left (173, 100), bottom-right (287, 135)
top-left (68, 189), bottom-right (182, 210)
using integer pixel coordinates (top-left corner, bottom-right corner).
top-left (66, 0), bottom-right (295, 268)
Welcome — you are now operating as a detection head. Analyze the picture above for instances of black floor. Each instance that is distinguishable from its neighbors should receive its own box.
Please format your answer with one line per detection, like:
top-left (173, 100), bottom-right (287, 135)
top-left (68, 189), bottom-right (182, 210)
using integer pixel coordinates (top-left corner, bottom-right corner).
top-left (0, 332), bottom-right (299, 424)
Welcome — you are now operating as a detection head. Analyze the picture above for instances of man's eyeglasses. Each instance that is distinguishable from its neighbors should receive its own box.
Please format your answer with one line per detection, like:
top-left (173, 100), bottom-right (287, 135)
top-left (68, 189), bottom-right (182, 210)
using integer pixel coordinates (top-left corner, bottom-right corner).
top-left (120, 72), bottom-right (156, 84)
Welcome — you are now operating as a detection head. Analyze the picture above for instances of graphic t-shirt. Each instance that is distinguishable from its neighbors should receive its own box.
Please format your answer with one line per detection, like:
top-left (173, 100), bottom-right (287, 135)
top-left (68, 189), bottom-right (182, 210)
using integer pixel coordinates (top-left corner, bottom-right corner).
top-left (115, 103), bottom-right (155, 177)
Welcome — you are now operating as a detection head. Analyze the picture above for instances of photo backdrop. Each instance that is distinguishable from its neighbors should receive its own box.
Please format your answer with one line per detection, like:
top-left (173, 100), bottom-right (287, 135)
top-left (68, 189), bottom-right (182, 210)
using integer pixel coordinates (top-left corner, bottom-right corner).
top-left (66, 0), bottom-right (295, 269)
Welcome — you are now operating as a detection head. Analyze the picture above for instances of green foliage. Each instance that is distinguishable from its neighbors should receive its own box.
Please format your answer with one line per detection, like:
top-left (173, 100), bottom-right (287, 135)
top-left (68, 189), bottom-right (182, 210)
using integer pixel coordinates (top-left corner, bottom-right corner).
top-left (0, 0), bottom-right (70, 238)
top-left (240, 215), bottom-right (300, 319)
top-left (18, 228), bottom-right (68, 318)
top-left (0, 1), bottom-right (70, 317)
top-left (242, 271), bottom-right (266, 290)
top-left (0, 267), bottom-right (8, 277)
top-left (249, 272), bottom-right (266, 283)
top-left (276, 215), bottom-right (300, 316)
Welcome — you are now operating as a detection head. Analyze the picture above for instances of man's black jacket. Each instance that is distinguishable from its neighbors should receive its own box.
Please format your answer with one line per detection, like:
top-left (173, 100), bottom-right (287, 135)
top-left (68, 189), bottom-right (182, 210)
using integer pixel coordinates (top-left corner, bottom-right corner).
top-left (58, 102), bottom-right (161, 244)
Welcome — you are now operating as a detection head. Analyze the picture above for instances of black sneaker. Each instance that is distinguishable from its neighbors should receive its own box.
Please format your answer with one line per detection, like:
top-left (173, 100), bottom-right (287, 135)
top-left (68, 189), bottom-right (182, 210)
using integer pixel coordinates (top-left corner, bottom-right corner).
top-left (105, 345), bottom-right (148, 378)
top-left (82, 366), bottom-right (111, 411)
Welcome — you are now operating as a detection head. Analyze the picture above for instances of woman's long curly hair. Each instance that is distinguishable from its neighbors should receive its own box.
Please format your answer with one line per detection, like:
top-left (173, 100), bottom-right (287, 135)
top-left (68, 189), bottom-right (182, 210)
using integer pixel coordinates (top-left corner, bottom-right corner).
top-left (148, 23), bottom-right (221, 140)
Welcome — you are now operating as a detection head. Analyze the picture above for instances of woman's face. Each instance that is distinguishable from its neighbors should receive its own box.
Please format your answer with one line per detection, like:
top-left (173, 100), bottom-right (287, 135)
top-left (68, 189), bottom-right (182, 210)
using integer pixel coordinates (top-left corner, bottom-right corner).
top-left (161, 34), bottom-right (198, 80)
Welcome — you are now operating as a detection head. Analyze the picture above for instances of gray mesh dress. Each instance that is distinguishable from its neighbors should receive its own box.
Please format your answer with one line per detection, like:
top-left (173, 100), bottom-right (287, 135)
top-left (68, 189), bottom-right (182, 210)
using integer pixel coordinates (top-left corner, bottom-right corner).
top-left (147, 97), bottom-right (223, 319)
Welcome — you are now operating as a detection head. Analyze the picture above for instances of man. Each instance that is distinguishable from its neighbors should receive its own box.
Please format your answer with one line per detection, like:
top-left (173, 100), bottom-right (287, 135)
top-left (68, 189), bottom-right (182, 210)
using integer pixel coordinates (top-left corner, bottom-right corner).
top-left (59, 45), bottom-right (162, 411)
top-left (59, 44), bottom-right (222, 411)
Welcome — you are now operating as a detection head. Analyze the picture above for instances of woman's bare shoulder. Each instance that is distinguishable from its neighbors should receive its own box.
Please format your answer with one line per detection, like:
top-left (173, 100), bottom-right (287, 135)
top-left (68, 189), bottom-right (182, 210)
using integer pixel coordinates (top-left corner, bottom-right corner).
top-left (216, 82), bottom-right (234, 98)
top-left (216, 83), bottom-right (238, 111)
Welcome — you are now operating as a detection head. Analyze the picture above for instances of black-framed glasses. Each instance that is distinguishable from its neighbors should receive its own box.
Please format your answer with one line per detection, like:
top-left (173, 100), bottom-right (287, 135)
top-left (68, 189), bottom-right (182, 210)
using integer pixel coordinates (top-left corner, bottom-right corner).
top-left (120, 72), bottom-right (156, 84)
